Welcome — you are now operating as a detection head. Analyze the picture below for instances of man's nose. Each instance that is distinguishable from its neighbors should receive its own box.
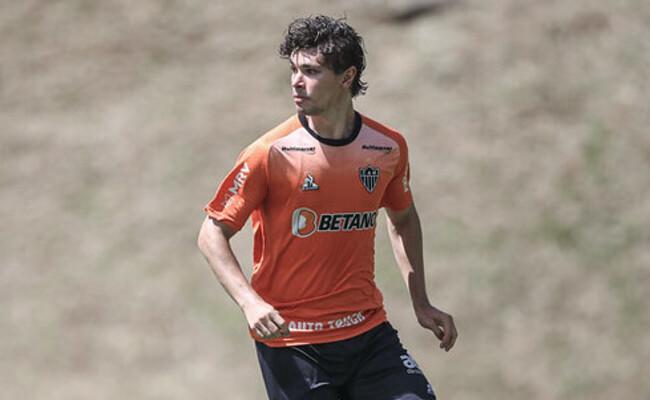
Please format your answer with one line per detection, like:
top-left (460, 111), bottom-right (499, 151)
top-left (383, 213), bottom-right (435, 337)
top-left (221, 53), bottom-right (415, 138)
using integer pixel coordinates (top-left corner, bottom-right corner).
top-left (292, 72), bottom-right (304, 88)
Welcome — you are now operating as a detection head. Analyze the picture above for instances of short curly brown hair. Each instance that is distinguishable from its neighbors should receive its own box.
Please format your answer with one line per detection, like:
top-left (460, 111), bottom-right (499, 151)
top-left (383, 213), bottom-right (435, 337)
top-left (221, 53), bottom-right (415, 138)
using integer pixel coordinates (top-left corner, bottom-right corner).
top-left (279, 15), bottom-right (368, 97)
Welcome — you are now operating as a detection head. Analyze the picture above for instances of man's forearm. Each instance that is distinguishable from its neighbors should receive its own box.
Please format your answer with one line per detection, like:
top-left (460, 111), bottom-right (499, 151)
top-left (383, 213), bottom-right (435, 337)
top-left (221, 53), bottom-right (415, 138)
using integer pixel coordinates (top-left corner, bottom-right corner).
top-left (387, 207), bottom-right (431, 309)
top-left (197, 217), bottom-right (263, 309)
top-left (197, 217), bottom-right (289, 339)
top-left (387, 206), bottom-right (458, 351)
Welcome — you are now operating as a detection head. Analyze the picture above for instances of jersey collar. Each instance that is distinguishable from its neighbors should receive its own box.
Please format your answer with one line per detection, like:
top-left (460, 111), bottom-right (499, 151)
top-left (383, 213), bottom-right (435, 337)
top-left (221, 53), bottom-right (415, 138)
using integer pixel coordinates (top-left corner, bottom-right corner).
top-left (298, 111), bottom-right (362, 147)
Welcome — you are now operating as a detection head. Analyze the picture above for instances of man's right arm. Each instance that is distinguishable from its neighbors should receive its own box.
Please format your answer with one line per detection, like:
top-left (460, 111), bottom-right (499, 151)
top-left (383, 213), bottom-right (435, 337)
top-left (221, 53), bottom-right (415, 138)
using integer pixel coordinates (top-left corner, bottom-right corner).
top-left (197, 216), bottom-right (289, 339)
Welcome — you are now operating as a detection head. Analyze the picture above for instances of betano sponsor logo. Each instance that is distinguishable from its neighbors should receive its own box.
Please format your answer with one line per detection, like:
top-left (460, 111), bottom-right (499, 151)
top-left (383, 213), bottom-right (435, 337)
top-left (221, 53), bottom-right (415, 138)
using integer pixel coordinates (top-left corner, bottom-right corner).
top-left (291, 207), bottom-right (378, 238)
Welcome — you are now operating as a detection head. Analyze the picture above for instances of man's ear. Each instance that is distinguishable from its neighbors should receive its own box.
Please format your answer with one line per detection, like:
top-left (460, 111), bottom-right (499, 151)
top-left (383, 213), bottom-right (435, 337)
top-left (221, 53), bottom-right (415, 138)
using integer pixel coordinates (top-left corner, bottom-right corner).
top-left (341, 66), bottom-right (357, 89)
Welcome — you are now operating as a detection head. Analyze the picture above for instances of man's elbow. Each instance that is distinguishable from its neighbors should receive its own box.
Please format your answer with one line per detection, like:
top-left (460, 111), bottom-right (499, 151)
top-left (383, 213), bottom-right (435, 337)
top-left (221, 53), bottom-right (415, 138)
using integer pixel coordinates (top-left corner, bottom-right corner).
top-left (387, 204), bottom-right (418, 229)
top-left (197, 222), bottom-right (212, 256)
top-left (197, 217), bottom-right (219, 254)
top-left (197, 217), bottom-right (235, 253)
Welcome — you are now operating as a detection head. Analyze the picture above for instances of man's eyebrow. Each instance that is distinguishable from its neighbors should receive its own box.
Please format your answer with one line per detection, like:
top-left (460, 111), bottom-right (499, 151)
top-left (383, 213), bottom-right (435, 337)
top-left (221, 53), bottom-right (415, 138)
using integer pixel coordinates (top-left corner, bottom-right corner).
top-left (290, 62), bottom-right (321, 69)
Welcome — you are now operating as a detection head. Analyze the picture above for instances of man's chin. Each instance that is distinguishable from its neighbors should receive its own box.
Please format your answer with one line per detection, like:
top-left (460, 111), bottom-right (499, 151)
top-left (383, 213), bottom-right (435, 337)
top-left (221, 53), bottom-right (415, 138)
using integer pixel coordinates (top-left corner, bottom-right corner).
top-left (294, 106), bottom-right (320, 116)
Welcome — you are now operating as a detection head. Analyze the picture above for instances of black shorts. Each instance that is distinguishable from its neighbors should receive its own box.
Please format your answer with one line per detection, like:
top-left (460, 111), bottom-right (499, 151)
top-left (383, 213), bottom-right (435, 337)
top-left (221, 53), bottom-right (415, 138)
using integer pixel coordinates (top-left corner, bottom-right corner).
top-left (255, 322), bottom-right (437, 400)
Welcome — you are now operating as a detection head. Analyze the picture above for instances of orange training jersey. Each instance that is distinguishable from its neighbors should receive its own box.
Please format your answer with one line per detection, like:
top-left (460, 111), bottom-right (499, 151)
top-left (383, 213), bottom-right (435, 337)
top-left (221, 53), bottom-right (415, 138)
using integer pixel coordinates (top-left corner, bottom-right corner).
top-left (204, 112), bottom-right (412, 347)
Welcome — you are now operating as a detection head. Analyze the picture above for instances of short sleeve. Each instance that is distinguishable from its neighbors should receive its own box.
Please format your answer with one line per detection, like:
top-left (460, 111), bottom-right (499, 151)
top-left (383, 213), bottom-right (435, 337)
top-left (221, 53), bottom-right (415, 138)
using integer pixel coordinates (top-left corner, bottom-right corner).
top-left (204, 144), bottom-right (268, 231)
top-left (380, 139), bottom-right (413, 211)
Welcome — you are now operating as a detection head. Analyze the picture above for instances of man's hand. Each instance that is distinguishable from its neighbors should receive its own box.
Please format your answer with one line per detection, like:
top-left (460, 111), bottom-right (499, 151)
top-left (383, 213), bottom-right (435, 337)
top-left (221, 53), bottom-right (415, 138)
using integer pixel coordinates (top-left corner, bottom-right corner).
top-left (415, 304), bottom-right (458, 352)
top-left (242, 300), bottom-right (290, 340)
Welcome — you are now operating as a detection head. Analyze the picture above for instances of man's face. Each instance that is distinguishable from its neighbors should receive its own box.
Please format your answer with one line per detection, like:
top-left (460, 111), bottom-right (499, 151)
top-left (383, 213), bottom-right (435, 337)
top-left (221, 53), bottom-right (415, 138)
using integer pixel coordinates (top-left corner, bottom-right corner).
top-left (289, 48), bottom-right (350, 115)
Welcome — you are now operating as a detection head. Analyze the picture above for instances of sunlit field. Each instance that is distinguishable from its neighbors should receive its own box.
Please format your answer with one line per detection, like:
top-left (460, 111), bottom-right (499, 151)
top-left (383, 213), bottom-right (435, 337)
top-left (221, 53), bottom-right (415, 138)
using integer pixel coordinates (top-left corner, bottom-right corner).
top-left (1, 1), bottom-right (648, 399)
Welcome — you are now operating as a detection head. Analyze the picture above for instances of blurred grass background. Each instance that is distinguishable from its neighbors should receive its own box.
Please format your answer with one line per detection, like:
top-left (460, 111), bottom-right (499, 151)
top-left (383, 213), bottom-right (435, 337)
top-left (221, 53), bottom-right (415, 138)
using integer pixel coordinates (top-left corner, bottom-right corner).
top-left (1, 1), bottom-right (649, 399)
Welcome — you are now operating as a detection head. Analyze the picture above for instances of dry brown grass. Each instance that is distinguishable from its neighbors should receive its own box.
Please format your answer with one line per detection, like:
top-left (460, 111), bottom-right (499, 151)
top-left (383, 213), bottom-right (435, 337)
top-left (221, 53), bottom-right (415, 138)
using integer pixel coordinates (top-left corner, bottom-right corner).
top-left (1, 1), bottom-right (648, 399)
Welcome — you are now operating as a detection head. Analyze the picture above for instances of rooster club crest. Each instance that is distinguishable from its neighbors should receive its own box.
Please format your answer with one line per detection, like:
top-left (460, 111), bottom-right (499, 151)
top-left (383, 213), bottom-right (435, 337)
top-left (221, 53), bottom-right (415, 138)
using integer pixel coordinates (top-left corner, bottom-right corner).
top-left (359, 165), bottom-right (380, 193)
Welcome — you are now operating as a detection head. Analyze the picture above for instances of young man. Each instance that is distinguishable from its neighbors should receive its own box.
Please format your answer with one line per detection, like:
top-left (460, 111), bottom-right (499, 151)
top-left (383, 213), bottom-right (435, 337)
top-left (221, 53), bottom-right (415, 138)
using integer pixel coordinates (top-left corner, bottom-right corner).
top-left (198, 15), bottom-right (457, 400)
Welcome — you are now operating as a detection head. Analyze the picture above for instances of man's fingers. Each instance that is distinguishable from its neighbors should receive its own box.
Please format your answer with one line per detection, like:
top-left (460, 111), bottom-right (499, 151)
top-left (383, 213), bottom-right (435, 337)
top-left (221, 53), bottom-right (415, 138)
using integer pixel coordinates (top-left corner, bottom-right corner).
top-left (440, 316), bottom-right (457, 352)
top-left (254, 322), bottom-right (272, 338)
top-left (429, 320), bottom-right (444, 341)
top-left (440, 326), bottom-right (451, 350)
top-left (448, 322), bottom-right (458, 349)
top-left (256, 314), bottom-right (281, 337)
top-left (254, 311), bottom-right (289, 339)
top-left (270, 312), bottom-right (290, 337)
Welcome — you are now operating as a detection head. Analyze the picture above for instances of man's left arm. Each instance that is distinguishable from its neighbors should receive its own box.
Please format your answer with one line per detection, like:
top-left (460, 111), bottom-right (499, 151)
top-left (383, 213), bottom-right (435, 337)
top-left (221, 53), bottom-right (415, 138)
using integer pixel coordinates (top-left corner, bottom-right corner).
top-left (385, 203), bottom-right (458, 352)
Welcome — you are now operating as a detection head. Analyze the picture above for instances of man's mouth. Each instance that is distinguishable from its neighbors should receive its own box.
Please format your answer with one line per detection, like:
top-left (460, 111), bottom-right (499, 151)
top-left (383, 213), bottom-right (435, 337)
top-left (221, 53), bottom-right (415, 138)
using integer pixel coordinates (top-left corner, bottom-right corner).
top-left (293, 95), bottom-right (308, 104)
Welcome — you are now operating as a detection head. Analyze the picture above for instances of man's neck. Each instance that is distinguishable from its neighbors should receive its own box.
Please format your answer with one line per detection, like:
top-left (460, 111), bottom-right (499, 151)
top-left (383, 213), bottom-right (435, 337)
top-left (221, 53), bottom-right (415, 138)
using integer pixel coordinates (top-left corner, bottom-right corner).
top-left (304, 101), bottom-right (356, 141)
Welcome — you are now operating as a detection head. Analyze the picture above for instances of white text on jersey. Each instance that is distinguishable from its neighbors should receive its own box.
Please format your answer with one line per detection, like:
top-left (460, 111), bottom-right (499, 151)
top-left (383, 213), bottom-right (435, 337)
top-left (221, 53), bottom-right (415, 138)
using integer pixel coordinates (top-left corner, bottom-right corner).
top-left (221, 162), bottom-right (250, 207)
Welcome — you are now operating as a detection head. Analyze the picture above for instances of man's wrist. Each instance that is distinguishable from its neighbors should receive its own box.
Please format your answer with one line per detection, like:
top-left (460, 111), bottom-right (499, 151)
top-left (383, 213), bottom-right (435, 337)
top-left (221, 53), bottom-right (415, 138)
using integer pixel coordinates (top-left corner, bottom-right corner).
top-left (412, 298), bottom-right (433, 313)
top-left (238, 292), bottom-right (265, 311)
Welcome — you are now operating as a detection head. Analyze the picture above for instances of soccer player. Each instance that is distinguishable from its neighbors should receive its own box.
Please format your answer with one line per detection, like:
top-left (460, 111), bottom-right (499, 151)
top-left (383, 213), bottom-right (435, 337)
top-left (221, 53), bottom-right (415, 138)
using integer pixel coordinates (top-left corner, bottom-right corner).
top-left (198, 15), bottom-right (457, 400)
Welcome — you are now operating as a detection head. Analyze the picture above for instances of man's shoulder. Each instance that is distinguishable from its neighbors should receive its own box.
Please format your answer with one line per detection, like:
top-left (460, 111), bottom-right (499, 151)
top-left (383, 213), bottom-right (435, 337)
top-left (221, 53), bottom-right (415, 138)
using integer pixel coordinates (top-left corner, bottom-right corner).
top-left (360, 114), bottom-right (408, 148)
